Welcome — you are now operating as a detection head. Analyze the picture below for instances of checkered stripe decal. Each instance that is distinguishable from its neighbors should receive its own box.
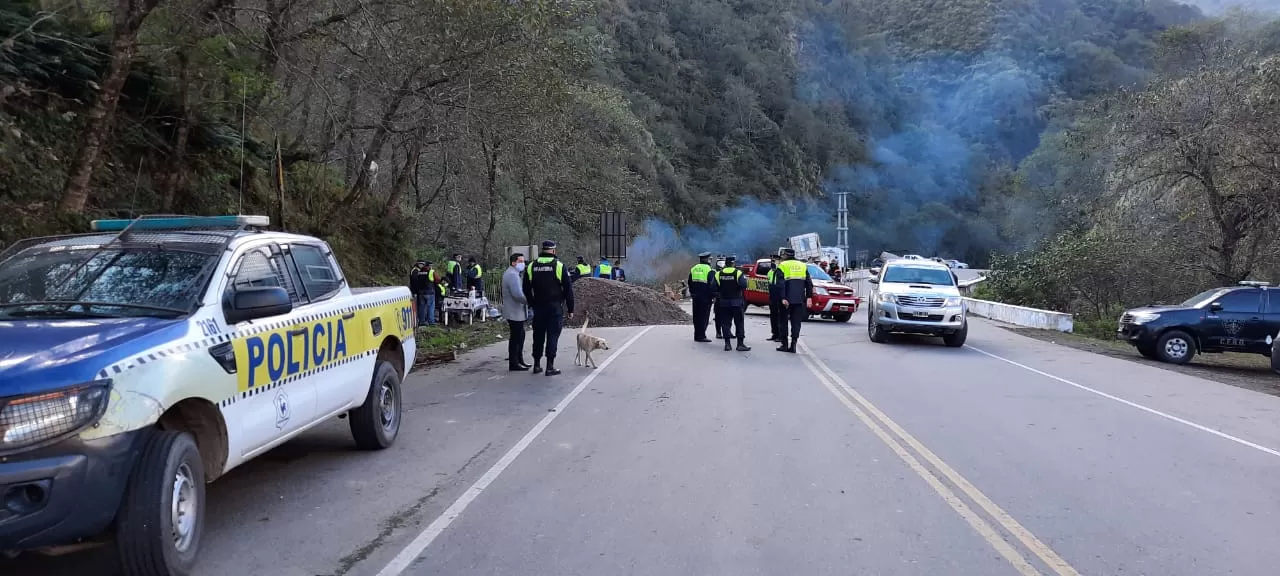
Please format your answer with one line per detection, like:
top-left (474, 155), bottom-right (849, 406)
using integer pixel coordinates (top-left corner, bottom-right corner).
top-left (92, 294), bottom-right (410, 410)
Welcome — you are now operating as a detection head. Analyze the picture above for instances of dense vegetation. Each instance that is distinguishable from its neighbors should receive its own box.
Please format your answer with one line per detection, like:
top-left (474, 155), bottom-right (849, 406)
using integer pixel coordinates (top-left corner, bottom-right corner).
top-left (1, 0), bottom-right (1277, 319)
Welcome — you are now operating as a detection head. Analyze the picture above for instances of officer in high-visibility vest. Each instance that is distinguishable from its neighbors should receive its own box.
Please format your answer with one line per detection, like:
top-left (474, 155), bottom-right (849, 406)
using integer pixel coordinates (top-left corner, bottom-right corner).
top-left (571, 256), bottom-right (591, 281)
top-left (712, 254), bottom-right (734, 339)
top-left (523, 240), bottom-right (575, 376)
top-left (712, 255), bottom-right (751, 352)
top-left (688, 252), bottom-right (715, 342)
top-left (445, 254), bottom-right (464, 291)
top-left (775, 248), bottom-right (813, 353)
top-left (466, 257), bottom-right (484, 296)
top-left (593, 257), bottom-right (613, 279)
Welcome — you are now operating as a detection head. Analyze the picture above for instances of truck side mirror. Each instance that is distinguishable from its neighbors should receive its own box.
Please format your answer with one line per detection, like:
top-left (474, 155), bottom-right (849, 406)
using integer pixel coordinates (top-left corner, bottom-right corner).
top-left (224, 286), bottom-right (293, 324)
top-left (1210, 301), bottom-right (1224, 312)
top-left (869, 268), bottom-right (880, 276)
top-left (868, 278), bottom-right (879, 285)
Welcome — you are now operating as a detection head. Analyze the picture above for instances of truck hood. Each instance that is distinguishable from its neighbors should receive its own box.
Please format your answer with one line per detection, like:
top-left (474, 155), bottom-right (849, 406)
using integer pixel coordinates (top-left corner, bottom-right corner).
top-left (0, 317), bottom-right (189, 397)
top-left (879, 282), bottom-right (961, 297)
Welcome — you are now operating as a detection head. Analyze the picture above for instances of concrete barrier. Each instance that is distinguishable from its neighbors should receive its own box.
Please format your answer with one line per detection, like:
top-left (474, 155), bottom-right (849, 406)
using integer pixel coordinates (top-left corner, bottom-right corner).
top-left (962, 298), bottom-right (1074, 332)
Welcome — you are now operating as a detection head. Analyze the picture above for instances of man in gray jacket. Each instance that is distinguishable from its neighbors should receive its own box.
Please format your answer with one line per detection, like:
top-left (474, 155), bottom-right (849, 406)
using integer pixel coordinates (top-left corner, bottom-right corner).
top-left (502, 252), bottom-right (531, 371)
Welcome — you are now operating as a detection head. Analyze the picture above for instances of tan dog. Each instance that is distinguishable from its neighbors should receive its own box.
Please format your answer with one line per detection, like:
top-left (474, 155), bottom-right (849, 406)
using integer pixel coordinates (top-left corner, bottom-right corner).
top-left (575, 316), bottom-right (610, 369)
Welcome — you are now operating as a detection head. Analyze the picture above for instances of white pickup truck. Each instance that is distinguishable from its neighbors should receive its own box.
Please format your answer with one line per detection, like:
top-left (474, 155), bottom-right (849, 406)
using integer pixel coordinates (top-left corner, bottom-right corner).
top-left (0, 215), bottom-right (415, 575)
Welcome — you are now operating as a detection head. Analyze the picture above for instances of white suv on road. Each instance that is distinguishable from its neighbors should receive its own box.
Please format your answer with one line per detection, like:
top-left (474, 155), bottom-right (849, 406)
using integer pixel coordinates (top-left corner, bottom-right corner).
top-left (866, 259), bottom-right (967, 346)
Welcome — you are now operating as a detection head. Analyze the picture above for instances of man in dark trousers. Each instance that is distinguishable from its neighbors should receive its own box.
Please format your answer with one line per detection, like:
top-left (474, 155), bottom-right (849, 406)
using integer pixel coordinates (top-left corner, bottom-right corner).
top-left (713, 255), bottom-right (751, 352)
top-left (775, 248), bottom-right (813, 353)
top-left (764, 254), bottom-right (784, 342)
top-left (688, 252), bottom-right (715, 342)
top-left (445, 253), bottom-right (464, 291)
top-left (523, 240), bottom-right (575, 376)
top-left (502, 252), bottom-right (530, 371)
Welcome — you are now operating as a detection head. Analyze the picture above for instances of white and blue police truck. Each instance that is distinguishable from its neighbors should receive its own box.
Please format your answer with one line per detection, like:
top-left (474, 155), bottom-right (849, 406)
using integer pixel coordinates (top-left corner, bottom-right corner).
top-left (0, 215), bottom-right (416, 575)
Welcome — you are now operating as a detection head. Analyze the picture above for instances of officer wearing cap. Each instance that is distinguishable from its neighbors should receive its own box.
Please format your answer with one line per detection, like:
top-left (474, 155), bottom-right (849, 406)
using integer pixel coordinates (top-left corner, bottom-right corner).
top-left (713, 255), bottom-right (751, 352)
top-left (775, 248), bottom-right (813, 353)
top-left (571, 255), bottom-right (591, 281)
top-left (765, 254), bottom-right (784, 341)
top-left (523, 240), bottom-right (575, 376)
top-left (688, 252), bottom-right (715, 342)
top-left (712, 254), bottom-right (734, 339)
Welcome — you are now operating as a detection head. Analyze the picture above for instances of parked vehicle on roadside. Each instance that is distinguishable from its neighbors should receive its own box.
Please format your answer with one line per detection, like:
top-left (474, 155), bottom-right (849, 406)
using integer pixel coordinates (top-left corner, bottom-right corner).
top-left (741, 258), bottom-right (860, 322)
top-left (866, 259), bottom-right (967, 346)
top-left (0, 215), bottom-right (416, 574)
top-left (1273, 330), bottom-right (1279, 375)
top-left (1116, 281), bottom-right (1280, 366)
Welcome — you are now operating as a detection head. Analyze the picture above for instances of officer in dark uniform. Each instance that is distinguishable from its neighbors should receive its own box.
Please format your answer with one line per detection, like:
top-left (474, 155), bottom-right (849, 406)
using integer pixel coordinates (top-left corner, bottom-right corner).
top-left (713, 255), bottom-right (751, 352)
top-left (765, 254), bottom-right (784, 341)
top-left (775, 248), bottom-right (813, 353)
top-left (688, 251), bottom-right (715, 342)
top-left (522, 240), bottom-right (575, 376)
top-left (712, 254), bottom-right (735, 339)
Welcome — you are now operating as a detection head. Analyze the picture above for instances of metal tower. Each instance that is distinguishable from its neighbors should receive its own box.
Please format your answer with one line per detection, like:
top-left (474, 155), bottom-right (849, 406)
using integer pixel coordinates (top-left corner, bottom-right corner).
top-left (835, 192), bottom-right (849, 259)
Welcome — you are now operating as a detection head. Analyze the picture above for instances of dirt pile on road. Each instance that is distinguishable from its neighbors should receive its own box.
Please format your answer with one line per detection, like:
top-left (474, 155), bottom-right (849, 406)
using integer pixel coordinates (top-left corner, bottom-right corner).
top-left (566, 278), bottom-right (690, 327)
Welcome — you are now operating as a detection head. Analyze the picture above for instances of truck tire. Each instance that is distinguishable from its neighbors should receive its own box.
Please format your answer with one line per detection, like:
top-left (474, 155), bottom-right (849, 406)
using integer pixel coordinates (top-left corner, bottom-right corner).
top-left (1272, 338), bottom-right (1279, 376)
top-left (1156, 330), bottom-right (1196, 365)
top-left (867, 312), bottom-right (889, 343)
top-left (350, 354), bottom-right (403, 450)
top-left (942, 323), bottom-right (968, 347)
top-left (115, 430), bottom-right (205, 576)
top-left (1136, 343), bottom-right (1158, 360)
top-left (833, 312), bottom-right (853, 323)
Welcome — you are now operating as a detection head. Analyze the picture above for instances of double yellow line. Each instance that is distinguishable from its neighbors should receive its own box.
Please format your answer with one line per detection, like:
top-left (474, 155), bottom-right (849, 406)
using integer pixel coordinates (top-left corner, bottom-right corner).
top-left (797, 341), bottom-right (1082, 576)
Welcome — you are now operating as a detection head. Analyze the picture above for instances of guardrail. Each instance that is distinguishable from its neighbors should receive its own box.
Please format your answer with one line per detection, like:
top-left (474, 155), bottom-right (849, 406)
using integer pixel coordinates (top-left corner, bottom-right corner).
top-left (962, 298), bottom-right (1074, 332)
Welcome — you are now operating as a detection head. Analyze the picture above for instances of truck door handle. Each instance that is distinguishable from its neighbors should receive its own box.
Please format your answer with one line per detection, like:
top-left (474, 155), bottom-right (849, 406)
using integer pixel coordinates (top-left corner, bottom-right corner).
top-left (342, 312), bottom-right (355, 320)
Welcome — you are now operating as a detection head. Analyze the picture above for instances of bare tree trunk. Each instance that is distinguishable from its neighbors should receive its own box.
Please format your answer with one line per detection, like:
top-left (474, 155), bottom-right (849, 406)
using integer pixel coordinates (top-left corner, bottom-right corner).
top-left (480, 133), bottom-right (502, 262)
top-left (161, 50), bottom-right (192, 212)
top-left (59, 27), bottom-right (143, 213)
top-left (384, 131), bottom-right (425, 218)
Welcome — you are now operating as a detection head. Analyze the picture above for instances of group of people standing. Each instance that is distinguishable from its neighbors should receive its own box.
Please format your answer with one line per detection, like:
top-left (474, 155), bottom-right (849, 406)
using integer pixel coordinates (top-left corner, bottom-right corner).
top-left (501, 241), bottom-right (577, 376)
top-left (686, 248), bottom-right (814, 353)
top-left (408, 254), bottom-right (486, 326)
top-left (570, 255), bottom-right (627, 282)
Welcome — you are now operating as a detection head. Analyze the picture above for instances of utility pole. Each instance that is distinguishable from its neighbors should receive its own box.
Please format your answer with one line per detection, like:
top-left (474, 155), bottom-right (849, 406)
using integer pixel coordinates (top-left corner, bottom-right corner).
top-left (835, 191), bottom-right (849, 262)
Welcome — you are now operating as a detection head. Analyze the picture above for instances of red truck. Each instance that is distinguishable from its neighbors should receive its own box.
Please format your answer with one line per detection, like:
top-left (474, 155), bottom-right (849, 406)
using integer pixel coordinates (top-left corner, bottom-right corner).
top-left (740, 258), bottom-right (861, 322)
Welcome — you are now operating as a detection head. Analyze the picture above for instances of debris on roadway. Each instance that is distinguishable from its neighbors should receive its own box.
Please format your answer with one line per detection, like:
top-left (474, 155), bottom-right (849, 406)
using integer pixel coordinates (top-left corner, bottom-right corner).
top-left (566, 277), bottom-right (691, 327)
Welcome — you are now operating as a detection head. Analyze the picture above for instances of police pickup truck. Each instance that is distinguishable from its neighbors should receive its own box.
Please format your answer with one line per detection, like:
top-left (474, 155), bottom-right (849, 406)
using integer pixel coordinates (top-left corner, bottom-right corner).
top-left (0, 215), bottom-right (415, 575)
top-left (1117, 280), bottom-right (1279, 367)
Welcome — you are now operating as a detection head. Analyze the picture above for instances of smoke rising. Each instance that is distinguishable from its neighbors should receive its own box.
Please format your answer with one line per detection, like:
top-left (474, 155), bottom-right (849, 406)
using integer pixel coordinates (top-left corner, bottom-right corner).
top-left (625, 198), bottom-right (836, 284)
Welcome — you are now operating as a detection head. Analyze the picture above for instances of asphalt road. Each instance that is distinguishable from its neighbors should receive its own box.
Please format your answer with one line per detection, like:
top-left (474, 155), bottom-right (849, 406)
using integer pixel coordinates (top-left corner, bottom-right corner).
top-left (7, 309), bottom-right (1280, 575)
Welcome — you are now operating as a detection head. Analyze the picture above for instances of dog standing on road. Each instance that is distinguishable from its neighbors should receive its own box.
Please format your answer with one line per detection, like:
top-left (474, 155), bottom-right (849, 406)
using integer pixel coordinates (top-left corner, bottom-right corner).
top-left (575, 316), bottom-right (610, 369)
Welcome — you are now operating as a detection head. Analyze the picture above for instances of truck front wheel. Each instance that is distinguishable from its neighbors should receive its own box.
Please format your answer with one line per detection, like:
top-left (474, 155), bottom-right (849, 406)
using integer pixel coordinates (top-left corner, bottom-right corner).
top-left (942, 323), bottom-right (968, 347)
top-left (833, 312), bottom-right (853, 323)
top-left (115, 430), bottom-right (205, 576)
top-left (350, 355), bottom-right (403, 450)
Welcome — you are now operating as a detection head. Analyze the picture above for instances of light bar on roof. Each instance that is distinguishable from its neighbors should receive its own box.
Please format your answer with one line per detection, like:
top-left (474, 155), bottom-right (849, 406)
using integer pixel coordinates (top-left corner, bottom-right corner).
top-left (90, 215), bottom-right (271, 232)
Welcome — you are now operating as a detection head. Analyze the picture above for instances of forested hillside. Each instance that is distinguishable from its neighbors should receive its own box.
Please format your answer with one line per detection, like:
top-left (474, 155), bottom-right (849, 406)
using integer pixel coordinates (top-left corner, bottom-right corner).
top-left (2, 0), bottom-right (1278, 308)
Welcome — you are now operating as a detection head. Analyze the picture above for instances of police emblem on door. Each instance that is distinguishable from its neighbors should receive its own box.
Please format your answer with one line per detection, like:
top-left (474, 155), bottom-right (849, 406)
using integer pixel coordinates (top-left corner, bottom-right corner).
top-left (1224, 319), bottom-right (1242, 336)
top-left (275, 391), bottom-right (292, 429)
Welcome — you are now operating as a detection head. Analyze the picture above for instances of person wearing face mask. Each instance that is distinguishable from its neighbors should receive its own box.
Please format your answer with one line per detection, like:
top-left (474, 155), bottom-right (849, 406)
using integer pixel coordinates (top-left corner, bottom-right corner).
top-left (502, 252), bottom-right (531, 371)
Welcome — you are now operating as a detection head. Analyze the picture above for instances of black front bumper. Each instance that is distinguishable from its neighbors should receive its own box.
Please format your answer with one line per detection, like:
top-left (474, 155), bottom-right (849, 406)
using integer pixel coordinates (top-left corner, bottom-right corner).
top-left (1116, 323), bottom-right (1159, 347)
top-left (0, 429), bottom-right (143, 550)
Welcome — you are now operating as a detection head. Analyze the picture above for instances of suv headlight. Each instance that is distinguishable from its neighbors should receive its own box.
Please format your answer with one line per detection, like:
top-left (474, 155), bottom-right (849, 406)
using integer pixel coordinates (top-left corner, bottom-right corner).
top-left (877, 293), bottom-right (896, 304)
top-left (944, 297), bottom-right (963, 307)
top-left (0, 381), bottom-right (112, 453)
top-left (813, 286), bottom-right (829, 296)
top-left (1130, 312), bottom-right (1160, 324)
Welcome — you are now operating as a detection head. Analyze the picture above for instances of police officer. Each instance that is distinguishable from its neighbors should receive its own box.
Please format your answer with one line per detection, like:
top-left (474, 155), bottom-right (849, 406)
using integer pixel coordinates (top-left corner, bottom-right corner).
top-left (522, 240), bottom-right (575, 376)
top-left (713, 255), bottom-right (751, 352)
top-left (775, 248), bottom-right (813, 353)
top-left (765, 254), bottom-right (784, 341)
top-left (688, 252), bottom-right (715, 342)
top-left (571, 256), bottom-right (591, 281)
top-left (712, 254), bottom-right (734, 339)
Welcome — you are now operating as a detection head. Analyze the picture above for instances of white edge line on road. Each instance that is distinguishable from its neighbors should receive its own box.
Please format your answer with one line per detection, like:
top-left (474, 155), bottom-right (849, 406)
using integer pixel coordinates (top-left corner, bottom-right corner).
top-left (373, 326), bottom-right (655, 576)
top-left (965, 344), bottom-right (1280, 459)
top-left (800, 341), bottom-right (1082, 576)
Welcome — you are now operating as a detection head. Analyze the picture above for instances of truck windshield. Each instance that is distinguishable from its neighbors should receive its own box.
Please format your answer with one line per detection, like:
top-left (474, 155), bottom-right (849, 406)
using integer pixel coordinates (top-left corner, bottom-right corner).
top-left (0, 246), bottom-right (216, 319)
top-left (883, 266), bottom-right (955, 286)
top-left (1180, 289), bottom-right (1227, 308)
top-left (806, 264), bottom-right (832, 282)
